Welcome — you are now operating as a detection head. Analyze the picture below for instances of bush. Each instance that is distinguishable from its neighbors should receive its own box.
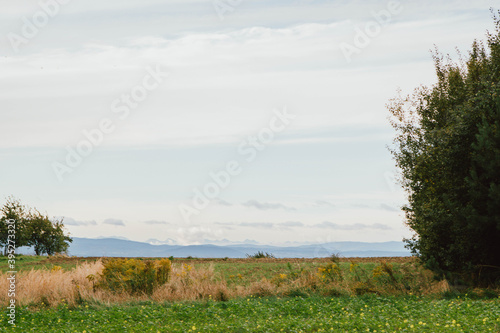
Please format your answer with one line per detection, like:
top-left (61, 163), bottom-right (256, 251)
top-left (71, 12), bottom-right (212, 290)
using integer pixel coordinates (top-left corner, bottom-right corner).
top-left (98, 258), bottom-right (172, 295)
top-left (317, 262), bottom-right (343, 282)
top-left (329, 253), bottom-right (341, 263)
top-left (271, 273), bottom-right (288, 287)
top-left (246, 251), bottom-right (275, 259)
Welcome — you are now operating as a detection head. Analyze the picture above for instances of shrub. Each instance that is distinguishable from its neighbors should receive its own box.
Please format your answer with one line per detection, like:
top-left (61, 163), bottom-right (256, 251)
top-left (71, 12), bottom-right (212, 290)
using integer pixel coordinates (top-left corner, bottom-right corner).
top-left (271, 273), bottom-right (288, 287)
top-left (329, 252), bottom-right (341, 263)
top-left (317, 262), bottom-right (343, 282)
top-left (286, 262), bottom-right (305, 279)
top-left (156, 258), bottom-right (172, 285)
top-left (98, 258), bottom-right (172, 295)
top-left (349, 261), bottom-right (371, 283)
top-left (246, 251), bottom-right (275, 259)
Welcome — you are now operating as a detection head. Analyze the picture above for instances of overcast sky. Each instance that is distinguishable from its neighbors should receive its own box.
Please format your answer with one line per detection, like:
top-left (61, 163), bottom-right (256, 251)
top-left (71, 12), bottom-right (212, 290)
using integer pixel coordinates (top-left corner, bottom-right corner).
top-left (0, 0), bottom-right (496, 245)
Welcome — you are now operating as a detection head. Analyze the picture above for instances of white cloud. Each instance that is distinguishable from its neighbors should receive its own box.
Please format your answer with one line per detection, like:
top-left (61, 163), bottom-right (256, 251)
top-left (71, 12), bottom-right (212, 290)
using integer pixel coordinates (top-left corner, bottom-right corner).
top-left (242, 200), bottom-right (296, 211)
top-left (312, 200), bottom-right (336, 208)
top-left (61, 217), bottom-right (97, 226)
top-left (1, 10), bottom-right (495, 151)
top-left (313, 221), bottom-right (391, 230)
top-left (239, 222), bottom-right (274, 229)
top-left (380, 203), bottom-right (399, 212)
top-left (0, 20), bottom-right (432, 149)
top-left (278, 221), bottom-right (304, 227)
top-left (176, 225), bottom-right (225, 245)
top-left (103, 218), bottom-right (126, 226)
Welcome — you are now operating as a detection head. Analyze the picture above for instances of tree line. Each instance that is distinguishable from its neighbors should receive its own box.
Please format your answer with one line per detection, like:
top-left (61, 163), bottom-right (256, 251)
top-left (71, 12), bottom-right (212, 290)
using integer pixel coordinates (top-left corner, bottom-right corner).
top-left (0, 197), bottom-right (72, 256)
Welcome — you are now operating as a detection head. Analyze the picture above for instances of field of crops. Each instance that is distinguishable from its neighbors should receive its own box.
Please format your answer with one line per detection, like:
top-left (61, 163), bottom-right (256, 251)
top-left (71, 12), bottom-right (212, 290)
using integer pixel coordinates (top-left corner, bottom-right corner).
top-left (1, 295), bottom-right (499, 332)
top-left (1, 256), bottom-right (499, 332)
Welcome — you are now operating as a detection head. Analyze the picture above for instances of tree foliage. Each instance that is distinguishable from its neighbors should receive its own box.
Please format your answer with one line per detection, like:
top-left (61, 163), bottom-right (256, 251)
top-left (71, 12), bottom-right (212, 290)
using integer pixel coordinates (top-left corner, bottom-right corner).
top-left (0, 197), bottom-right (72, 256)
top-left (388, 10), bottom-right (500, 286)
top-left (28, 210), bottom-right (72, 256)
top-left (0, 197), bottom-right (31, 251)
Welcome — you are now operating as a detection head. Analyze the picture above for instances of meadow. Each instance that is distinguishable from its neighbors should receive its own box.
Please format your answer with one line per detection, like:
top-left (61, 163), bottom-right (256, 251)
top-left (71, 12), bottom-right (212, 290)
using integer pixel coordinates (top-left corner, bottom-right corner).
top-left (1, 295), bottom-right (500, 332)
top-left (0, 255), bottom-right (499, 332)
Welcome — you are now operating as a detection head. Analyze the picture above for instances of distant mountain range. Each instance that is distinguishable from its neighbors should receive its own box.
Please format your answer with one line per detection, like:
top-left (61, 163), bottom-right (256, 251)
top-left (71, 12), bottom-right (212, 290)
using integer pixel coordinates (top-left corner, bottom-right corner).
top-left (57, 238), bottom-right (411, 258)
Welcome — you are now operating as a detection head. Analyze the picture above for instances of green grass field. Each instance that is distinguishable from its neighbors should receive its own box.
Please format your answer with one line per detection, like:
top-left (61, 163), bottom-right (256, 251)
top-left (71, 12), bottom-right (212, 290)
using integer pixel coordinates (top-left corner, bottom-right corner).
top-left (0, 255), bottom-right (100, 273)
top-left (1, 295), bottom-right (499, 332)
top-left (1, 256), bottom-right (499, 332)
top-left (0, 255), bottom-right (409, 284)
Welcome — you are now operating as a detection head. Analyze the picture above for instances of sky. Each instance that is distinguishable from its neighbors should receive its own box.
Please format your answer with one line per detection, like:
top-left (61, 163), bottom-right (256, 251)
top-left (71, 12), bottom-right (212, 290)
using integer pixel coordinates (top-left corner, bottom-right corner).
top-left (0, 0), bottom-right (497, 246)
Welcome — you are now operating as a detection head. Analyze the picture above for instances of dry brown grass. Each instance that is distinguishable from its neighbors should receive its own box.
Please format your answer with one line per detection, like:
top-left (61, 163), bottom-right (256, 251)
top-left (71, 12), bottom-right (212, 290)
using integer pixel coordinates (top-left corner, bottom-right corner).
top-left (0, 261), bottom-right (238, 307)
top-left (0, 261), bottom-right (105, 308)
top-left (152, 264), bottom-right (233, 302)
top-left (0, 257), bottom-right (448, 308)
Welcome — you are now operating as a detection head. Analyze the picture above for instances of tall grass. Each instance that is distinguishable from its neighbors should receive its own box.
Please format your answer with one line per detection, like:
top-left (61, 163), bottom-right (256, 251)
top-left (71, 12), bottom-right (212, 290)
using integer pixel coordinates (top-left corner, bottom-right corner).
top-left (0, 257), bottom-right (457, 308)
top-left (0, 261), bottom-right (233, 307)
top-left (0, 261), bottom-right (105, 308)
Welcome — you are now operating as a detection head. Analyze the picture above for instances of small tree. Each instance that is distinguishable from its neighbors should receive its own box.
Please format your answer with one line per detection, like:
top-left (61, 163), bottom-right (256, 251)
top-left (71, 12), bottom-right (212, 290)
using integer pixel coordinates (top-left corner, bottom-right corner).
top-left (0, 197), bottom-right (72, 256)
top-left (388, 10), bottom-right (500, 286)
top-left (0, 197), bottom-right (31, 253)
top-left (28, 210), bottom-right (72, 256)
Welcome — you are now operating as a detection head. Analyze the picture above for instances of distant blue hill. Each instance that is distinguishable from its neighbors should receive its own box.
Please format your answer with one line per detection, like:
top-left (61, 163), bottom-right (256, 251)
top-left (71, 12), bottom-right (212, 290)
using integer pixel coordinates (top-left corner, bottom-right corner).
top-left (62, 238), bottom-right (411, 258)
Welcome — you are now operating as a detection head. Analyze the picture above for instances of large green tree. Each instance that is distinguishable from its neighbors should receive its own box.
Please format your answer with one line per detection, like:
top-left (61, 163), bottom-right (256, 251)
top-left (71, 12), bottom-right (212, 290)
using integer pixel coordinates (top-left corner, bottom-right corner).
top-left (388, 11), bottom-right (500, 286)
top-left (0, 197), bottom-right (72, 256)
top-left (0, 197), bottom-right (31, 252)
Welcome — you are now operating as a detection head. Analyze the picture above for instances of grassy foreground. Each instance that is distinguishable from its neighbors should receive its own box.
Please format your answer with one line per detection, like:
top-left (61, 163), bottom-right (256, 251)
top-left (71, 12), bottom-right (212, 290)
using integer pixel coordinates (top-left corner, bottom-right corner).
top-left (0, 255), bottom-right (443, 308)
top-left (1, 256), bottom-right (499, 332)
top-left (1, 295), bottom-right (499, 332)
